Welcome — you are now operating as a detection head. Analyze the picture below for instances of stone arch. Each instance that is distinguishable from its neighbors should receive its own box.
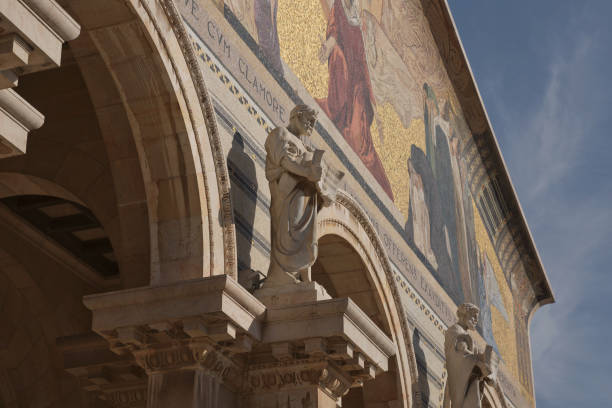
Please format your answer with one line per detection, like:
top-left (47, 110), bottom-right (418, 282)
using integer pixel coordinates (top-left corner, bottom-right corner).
top-left (62, 0), bottom-right (236, 284)
top-left (68, 0), bottom-right (232, 284)
top-left (134, 0), bottom-right (236, 281)
top-left (0, 0), bottom-right (238, 288)
top-left (0, 53), bottom-right (148, 288)
top-left (316, 191), bottom-right (420, 408)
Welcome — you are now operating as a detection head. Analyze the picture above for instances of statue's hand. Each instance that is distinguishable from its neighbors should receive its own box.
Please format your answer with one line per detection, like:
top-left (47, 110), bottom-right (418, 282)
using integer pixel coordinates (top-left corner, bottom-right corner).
top-left (478, 360), bottom-right (493, 378)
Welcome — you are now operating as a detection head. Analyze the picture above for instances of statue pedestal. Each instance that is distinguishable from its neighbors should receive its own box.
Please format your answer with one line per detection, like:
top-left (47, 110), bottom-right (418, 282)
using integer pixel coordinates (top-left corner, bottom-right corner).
top-left (254, 281), bottom-right (331, 307)
top-left (247, 281), bottom-right (395, 408)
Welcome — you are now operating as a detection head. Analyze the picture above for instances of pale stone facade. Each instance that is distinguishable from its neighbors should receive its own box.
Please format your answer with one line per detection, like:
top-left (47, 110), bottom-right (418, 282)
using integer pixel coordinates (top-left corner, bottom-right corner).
top-left (0, 1), bottom-right (553, 408)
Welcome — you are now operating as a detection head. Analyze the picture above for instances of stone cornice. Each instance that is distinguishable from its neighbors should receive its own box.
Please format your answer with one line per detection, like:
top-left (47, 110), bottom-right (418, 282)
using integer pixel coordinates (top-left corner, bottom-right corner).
top-left (264, 298), bottom-right (395, 372)
top-left (83, 275), bottom-right (265, 340)
top-left (0, 89), bottom-right (44, 155)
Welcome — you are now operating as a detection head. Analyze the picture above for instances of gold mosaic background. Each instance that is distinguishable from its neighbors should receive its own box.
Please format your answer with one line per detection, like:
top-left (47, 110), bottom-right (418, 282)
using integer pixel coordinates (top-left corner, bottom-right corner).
top-left (371, 105), bottom-right (426, 218)
top-left (277, 0), bottom-right (329, 99)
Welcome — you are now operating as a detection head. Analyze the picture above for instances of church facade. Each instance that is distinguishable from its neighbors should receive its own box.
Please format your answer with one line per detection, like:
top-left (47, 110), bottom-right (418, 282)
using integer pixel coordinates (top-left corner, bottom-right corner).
top-left (0, 0), bottom-right (553, 407)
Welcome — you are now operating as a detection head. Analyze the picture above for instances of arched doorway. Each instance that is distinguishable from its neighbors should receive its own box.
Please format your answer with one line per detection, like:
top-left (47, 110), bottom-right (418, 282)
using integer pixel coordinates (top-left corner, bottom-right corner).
top-left (315, 191), bottom-right (420, 408)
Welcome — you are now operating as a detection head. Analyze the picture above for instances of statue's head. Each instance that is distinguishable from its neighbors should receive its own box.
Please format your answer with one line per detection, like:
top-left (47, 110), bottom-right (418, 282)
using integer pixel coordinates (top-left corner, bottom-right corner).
top-left (457, 303), bottom-right (479, 330)
top-left (289, 104), bottom-right (318, 137)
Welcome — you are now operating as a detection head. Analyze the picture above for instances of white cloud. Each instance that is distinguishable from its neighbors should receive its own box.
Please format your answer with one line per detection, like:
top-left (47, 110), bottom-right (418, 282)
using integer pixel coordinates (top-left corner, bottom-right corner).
top-left (502, 33), bottom-right (596, 205)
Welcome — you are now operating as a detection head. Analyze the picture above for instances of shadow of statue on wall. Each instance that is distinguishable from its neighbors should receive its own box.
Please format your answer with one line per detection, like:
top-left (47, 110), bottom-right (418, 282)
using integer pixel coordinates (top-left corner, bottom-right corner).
top-left (413, 329), bottom-right (430, 407)
top-left (227, 131), bottom-right (262, 291)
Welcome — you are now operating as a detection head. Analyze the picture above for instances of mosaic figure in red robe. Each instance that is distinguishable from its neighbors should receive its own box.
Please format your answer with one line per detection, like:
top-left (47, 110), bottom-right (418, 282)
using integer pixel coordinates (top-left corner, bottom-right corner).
top-left (317, 0), bottom-right (394, 200)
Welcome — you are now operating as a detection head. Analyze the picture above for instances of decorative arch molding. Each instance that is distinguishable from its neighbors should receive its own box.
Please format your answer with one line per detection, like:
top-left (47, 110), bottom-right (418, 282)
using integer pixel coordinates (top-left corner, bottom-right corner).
top-left (129, 0), bottom-right (237, 279)
top-left (154, 0), bottom-right (237, 278)
top-left (317, 190), bottom-right (421, 408)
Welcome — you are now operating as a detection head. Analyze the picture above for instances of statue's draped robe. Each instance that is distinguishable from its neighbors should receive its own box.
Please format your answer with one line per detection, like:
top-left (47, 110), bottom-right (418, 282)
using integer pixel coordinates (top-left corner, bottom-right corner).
top-left (443, 324), bottom-right (483, 408)
top-left (265, 127), bottom-right (318, 274)
top-left (316, 0), bottom-right (394, 200)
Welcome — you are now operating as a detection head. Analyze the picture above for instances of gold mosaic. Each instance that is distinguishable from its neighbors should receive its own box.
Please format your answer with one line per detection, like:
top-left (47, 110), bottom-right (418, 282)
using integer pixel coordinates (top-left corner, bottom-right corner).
top-left (277, 0), bottom-right (329, 99)
top-left (371, 104), bottom-right (426, 218)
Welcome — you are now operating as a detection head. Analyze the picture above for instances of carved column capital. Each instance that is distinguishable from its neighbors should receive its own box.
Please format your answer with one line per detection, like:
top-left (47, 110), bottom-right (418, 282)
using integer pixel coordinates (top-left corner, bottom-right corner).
top-left (130, 339), bottom-right (243, 389)
top-left (247, 358), bottom-right (353, 401)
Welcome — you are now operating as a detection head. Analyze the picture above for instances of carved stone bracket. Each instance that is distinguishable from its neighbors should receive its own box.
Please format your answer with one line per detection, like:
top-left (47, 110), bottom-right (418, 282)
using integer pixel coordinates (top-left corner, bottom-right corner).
top-left (103, 387), bottom-right (148, 408)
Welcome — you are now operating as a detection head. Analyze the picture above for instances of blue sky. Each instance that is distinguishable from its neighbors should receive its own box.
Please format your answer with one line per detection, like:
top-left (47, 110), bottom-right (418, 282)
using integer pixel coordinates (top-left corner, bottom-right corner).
top-left (448, 1), bottom-right (612, 406)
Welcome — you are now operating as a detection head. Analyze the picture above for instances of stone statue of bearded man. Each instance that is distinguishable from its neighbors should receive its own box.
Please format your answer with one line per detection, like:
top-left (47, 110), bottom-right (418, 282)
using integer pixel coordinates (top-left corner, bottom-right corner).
top-left (443, 303), bottom-right (500, 408)
top-left (264, 104), bottom-right (343, 287)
